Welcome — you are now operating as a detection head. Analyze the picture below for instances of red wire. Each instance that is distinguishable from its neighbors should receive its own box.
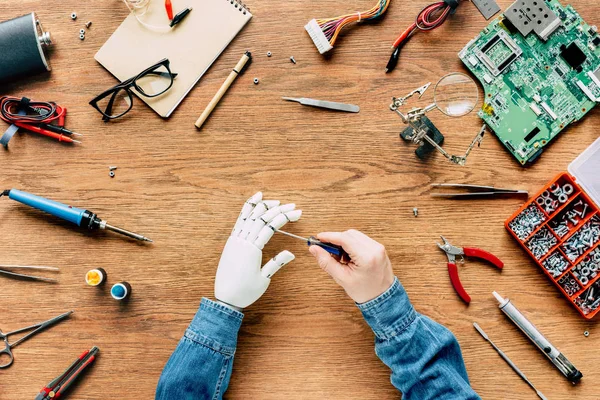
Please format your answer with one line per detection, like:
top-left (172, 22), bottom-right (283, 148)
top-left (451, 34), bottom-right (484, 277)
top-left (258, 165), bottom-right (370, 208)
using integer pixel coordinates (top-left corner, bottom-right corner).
top-left (392, 1), bottom-right (452, 48)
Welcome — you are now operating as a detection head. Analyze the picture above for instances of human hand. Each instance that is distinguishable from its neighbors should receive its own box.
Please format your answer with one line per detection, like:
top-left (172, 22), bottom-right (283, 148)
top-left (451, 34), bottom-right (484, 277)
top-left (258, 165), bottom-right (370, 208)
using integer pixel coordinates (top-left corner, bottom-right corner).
top-left (309, 230), bottom-right (395, 304)
top-left (215, 192), bottom-right (302, 309)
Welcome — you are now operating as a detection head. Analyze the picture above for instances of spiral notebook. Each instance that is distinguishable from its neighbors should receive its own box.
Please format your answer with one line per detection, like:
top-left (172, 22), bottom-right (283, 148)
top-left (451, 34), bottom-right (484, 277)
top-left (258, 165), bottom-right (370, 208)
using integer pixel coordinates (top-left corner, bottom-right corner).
top-left (95, 0), bottom-right (252, 118)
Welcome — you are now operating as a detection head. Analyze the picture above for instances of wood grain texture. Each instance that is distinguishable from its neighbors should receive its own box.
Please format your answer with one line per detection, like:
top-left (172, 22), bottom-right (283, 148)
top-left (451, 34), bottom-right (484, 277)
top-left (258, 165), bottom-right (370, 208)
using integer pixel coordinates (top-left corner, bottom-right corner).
top-left (1, 0), bottom-right (599, 398)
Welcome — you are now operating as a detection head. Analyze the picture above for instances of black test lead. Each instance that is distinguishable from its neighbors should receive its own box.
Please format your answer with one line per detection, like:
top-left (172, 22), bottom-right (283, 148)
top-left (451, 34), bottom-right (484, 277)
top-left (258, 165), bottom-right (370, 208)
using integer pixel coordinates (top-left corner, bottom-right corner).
top-left (170, 7), bottom-right (193, 27)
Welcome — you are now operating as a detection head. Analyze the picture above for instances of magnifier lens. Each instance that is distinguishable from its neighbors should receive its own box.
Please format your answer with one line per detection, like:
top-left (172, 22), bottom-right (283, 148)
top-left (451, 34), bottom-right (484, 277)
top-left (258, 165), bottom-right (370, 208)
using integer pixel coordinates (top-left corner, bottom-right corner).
top-left (433, 73), bottom-right (479, 117)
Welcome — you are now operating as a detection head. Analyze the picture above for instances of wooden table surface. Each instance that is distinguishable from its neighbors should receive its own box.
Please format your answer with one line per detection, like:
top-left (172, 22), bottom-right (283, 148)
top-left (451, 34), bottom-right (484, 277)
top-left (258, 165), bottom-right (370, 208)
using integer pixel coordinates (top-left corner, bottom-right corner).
top-left (1, 0), bottom-right (599, 398)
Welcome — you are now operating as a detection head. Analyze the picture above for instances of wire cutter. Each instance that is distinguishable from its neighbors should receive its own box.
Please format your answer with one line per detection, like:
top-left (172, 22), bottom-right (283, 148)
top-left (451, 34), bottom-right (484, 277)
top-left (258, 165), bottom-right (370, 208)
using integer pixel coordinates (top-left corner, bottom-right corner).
top-left (437, 236), bottom-right (504, 303)
top-left (0, 311), bottom-right (73, 368)
top-left (36, 346), bottom-right (99, 400)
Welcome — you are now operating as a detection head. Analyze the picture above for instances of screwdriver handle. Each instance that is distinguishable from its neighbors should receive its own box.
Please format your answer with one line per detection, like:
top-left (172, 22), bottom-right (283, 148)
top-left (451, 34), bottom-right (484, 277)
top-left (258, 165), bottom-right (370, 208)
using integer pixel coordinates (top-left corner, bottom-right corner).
top-left (8, 189), bottom-right (86, 226)
top-left (308, 236), bottom-right (350, 262)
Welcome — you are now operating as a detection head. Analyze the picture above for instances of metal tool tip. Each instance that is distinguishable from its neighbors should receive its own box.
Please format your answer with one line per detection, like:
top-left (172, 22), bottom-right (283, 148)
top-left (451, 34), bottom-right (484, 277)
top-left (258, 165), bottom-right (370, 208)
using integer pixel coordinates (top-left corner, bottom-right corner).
top-left (72, 139), bottom-right (82, 144)
top-left (144, 237), bottom-right (154, 243)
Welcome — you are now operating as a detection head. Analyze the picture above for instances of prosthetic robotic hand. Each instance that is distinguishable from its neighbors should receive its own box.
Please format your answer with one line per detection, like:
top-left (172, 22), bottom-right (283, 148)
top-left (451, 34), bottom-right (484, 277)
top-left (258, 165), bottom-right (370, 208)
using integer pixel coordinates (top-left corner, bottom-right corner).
top-left (215, 192), bottom-right (302, 310)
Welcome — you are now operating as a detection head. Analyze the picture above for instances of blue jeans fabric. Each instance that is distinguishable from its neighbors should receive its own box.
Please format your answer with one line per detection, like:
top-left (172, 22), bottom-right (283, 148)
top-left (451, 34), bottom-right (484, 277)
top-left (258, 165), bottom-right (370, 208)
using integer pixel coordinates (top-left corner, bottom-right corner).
top-left (156, 277), bottom-right (480, 399)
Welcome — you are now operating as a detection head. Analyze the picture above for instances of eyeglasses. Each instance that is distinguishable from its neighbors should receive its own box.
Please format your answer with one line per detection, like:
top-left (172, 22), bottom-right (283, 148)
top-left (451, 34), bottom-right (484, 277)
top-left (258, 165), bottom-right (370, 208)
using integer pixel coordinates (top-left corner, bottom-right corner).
top-left (90, 59), bottom-right (177, 121)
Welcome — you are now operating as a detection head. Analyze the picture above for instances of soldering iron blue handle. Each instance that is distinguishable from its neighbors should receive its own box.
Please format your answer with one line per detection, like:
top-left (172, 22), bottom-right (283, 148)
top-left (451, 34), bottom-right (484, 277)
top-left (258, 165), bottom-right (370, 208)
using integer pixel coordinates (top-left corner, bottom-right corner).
top-left (8, 189), bottom-right (86, 226)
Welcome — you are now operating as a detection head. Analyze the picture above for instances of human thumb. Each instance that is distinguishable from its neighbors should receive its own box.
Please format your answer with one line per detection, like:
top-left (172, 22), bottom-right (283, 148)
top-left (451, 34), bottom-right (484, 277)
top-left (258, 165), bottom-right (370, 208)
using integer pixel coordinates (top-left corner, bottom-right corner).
top-left (309, 245), bottom-right (344, 280)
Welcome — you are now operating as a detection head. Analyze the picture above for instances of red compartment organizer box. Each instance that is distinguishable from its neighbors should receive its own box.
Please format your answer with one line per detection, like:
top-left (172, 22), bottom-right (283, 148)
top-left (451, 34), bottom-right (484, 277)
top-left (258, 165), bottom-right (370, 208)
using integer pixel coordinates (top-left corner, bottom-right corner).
top-left (505, 137), bottom-right (600, 319)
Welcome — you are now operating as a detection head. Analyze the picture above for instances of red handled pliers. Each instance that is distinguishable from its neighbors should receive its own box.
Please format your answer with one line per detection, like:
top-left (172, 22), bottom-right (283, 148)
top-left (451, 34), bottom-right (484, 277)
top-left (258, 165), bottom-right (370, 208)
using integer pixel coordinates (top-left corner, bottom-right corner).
top-left (437, 236), bottom-right (504, 304)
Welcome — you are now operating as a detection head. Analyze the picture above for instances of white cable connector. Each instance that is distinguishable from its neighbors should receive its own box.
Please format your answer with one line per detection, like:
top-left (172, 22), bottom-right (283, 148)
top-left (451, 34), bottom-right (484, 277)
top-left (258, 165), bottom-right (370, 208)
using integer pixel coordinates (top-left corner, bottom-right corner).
top-left (304, 19), bottom-right (333, 54)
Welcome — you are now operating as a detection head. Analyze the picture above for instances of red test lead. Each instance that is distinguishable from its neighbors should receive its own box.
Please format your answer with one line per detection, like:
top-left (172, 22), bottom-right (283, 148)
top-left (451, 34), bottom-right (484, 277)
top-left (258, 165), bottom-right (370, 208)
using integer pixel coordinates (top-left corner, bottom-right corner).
top-left (165, 0), bottom-right (174, 20)
top-left (14, 123), bottom-right (80, 144)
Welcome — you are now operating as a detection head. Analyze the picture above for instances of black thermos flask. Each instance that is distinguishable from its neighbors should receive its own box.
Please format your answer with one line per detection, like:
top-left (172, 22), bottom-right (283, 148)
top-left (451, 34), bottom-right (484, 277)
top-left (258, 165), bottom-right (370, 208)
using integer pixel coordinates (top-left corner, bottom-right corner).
top-left (0, 12), bottom-right (52, 83)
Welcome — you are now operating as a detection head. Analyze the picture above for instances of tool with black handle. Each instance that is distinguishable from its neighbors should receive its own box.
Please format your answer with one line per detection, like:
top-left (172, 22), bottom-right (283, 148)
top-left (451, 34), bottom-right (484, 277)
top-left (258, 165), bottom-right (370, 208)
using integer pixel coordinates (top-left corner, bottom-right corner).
top-left (277, 230), bottom-right (350, 263)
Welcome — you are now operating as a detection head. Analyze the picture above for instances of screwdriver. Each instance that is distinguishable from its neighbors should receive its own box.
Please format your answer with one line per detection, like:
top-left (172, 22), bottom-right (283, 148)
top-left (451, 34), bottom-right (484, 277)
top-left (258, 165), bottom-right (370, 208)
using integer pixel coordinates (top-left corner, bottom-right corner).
top-left (277, 230), bottom-right (350, 262)
top-left (473, 323), bottom-right (547, 400)
top-left (1, 189), bottom-right (152, 242)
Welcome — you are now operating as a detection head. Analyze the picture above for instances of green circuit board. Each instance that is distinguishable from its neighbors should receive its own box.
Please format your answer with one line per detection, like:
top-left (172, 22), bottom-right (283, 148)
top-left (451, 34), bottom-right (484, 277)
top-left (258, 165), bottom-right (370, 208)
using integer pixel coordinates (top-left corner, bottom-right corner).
top-left (459, 0), bottom-right (600, 165)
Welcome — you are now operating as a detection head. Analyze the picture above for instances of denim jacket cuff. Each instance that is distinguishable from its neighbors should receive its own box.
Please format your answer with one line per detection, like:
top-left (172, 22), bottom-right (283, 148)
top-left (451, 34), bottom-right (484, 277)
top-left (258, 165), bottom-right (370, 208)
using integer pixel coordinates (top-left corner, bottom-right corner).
top-left (185, 298), bottom-right (244, 356)
top-left (356, 277), bottom-right (417, 341)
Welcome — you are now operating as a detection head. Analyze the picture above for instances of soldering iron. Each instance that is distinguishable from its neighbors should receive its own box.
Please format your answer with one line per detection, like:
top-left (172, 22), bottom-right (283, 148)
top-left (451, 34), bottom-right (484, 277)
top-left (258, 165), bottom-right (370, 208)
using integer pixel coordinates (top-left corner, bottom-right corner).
top-left (1, 189), bottom-right (152, 242)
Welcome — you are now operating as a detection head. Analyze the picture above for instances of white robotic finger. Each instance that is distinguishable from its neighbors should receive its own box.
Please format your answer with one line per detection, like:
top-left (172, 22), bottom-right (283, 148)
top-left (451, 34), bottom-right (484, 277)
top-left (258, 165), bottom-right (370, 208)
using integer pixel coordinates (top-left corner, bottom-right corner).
top-left (247, 203), bottom-right (296, 242)
top-left (232, 192), bottom-right (262, 236)
top-left (284, 210), bottom-right (302, 222)
top-left (240, 200), bottom-right (281, 239)
top-left (254, 210), bottom-right (303, 249)
top-left (261, 203), bottom-right (296, 223)
top-left (261, 250), bottom-right (295, 278)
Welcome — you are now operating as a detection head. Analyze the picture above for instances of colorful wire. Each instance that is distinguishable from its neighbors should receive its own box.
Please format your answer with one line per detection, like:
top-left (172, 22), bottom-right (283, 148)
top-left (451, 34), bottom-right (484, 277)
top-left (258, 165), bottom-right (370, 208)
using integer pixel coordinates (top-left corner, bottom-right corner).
top-left (315, 0), bottom-right (392, 47)
top-left (386, 1), bottom-right (460, 72)
top-left (0, 96), bottom-right (63, 125)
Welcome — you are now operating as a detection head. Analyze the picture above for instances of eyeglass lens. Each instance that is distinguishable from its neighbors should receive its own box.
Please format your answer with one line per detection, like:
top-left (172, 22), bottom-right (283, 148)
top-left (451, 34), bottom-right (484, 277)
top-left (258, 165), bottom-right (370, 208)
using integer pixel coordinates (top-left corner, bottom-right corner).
top-left (97, 88), bottom-right (133, 118)
top-left (135, 65), bottom-right (174, 97)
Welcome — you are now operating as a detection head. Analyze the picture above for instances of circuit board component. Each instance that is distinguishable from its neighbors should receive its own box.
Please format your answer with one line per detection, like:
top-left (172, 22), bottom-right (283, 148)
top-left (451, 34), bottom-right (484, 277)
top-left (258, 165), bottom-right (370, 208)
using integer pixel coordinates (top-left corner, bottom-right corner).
top-left (459, 0), bottom-right (600, 165)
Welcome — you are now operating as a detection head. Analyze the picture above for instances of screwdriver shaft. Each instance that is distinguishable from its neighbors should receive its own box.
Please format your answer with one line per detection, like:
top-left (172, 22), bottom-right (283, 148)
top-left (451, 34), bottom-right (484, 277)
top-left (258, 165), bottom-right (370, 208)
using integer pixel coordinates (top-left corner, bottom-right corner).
top-left (276, 229), bottom-right (308, 242)
top-left (473, 323), bottom-right (547, 400)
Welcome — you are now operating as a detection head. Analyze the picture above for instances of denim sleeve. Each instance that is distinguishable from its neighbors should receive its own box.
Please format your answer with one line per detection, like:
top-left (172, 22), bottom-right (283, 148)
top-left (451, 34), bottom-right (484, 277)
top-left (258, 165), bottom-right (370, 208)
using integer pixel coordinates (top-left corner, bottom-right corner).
top-left (155, 298), bottom-right (243, 400)
top-left (358, 277), bottom-right (481, 400)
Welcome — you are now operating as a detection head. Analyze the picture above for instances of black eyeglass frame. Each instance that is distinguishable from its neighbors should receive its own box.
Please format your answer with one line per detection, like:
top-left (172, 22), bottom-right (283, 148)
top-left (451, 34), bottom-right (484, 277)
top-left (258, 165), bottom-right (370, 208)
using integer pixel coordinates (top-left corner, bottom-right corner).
top-left (89, 58), bottom-right (178, 121)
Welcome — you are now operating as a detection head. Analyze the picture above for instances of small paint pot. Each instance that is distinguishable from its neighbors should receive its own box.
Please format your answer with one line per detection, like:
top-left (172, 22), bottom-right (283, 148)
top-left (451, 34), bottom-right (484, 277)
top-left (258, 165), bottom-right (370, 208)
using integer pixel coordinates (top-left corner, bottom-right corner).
top-left (111, 282), bottom-right (132, 301)
top-left (85, 268), bottom-right (107, 286)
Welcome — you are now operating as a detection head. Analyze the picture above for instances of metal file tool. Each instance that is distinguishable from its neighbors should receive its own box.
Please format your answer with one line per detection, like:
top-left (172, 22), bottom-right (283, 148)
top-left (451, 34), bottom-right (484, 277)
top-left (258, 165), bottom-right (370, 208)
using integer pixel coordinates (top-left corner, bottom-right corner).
top-left (473, 323), bottom-right (547, 400)
top-left (282, 97), bottom-right (360, 113)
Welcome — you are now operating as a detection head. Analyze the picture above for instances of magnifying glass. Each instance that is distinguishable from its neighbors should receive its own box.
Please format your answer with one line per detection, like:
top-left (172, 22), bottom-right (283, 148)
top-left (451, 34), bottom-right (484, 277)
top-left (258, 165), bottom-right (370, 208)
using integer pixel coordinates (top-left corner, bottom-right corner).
top-left (432, 72), bottom-right (479, 117)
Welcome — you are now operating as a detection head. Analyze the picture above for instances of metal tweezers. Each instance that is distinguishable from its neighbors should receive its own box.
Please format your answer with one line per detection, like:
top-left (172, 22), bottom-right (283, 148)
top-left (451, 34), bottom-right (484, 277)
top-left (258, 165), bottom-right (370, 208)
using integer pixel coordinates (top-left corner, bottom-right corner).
top-left (0, 265), bottom-right (59, 283)
top-left (282, 97), bottom-right (360, 113)
top-left (430, 184), bottom-right (528, 198)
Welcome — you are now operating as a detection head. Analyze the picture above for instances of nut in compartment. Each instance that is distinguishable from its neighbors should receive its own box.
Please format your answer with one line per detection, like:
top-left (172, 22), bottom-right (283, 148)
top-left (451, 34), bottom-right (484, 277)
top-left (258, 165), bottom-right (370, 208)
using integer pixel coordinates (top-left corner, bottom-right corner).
top-left (509, 204), bottom-right (546, 241)
top-left (559, 273), bottom-right (581, 297)
top-left (526, 226), bottom-right (557, 259)
top-left (542, 250), bottom-right (570, 278)
top-left (575, 278), bottom-right (600, 316)
top-left (572, 247), bottom-right (600, 286)
top-left (535, 180), bottom-right (576, 214)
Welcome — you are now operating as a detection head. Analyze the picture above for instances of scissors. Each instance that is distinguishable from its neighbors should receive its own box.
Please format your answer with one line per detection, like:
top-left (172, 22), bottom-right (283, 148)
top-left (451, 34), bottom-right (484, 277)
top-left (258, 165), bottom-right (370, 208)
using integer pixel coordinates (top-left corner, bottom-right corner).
top-left (0, 311), bottom-right (73, 368)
